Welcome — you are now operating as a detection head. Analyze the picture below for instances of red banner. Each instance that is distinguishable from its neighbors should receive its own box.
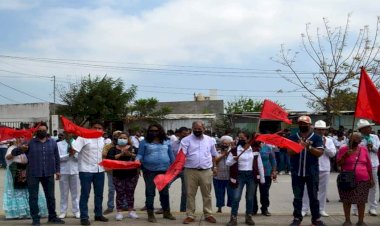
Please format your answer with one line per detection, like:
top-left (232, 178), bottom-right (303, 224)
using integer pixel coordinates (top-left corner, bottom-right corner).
top-left (61, 116), bottom-right (103, 138)
top-left (154, 149), bottom-right (186, 191)
top-left (0, 126), bottom-right (38, 141)
top-left (256, 134), bottom-right (304, 153)
top-left (354, 67), bottom-right (380, 124)
top-left (98, 159), bottom-right (141, 170)
top-left (260, 99), bottom-right (292, 124)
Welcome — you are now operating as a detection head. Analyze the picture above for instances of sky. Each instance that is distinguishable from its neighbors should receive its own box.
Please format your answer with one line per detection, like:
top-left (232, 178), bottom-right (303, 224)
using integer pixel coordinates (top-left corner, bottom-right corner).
top-left (0, 0), bottom-right (379, 111)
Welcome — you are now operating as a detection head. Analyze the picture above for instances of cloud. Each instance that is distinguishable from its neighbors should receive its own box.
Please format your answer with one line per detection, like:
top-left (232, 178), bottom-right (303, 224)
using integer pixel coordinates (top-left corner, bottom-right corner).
top-left (22, 0), bottom-right (379, 66)
top-left (0, 0), bottom-right (38, 10)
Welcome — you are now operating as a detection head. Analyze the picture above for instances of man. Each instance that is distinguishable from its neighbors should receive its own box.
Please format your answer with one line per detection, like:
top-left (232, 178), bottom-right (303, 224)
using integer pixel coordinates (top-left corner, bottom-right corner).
top-left (302, 120), bottom-right (336, 217)
top-left (180, 121), bottom-right (218, 224)
top-left (52, 130), bottom-right (59, 141)
top-left (57, 132), bottom-right (80, 219)
top-left (131, 130), bottom-right (143, 151)
top-left (352, 119), bottom-right (380, 216)
top-left (11, 122), bottom-right (64, 226)
top-left (171, 126), bottom-right (190, 212)
top-left (288, 116), bottom-right (326, 226)
top-left (72, 121), bottom-right (108, 225)
top-left (102, 130), bottom-right (122, 215)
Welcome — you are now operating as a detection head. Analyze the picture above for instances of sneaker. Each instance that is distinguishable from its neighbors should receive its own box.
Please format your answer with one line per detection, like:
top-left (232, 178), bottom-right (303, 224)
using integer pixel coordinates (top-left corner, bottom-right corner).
top-left (301, 210), bottom-right (309, 217)
top-left (312, 220), bottom-right (326, 226)
top-left (74, 212), bottom-right (80, 219)
top-left (290, 218), bottom-right (301, 226)
top-left (279, 171), bottom-right (285, 175)
top-left (47, 218), bottom-right (65, 224)
top-left (353, 210), bottom-right (358, 216)
top-left (80, 219), bottom-right (90, 225)
top-left (319, 211), bottom-right (329, 217)
top-left (32, 220), bottom-right (41, 226)
top-left (115, 212), bottom-right (123, 221)
top-left (155, 208), bottom-right (163, 214)
top-left (128, 211), bottom-right (139, 219)
top-left (102, 208), bottom-right (113, 215)
top-left (368, 209), bottom-right (378, 216)
top-left (58, 213), bottom-right (66, 219)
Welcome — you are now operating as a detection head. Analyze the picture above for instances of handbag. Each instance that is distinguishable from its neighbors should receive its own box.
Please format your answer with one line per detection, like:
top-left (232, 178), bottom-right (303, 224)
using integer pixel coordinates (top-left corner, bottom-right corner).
top-left (337, 149), bottom-right (361, 191)
top-left (10, 162), bottom-right (28, 189)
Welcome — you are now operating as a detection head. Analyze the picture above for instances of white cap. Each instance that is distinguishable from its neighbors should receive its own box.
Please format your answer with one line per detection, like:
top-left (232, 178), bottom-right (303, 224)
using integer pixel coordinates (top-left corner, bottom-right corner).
top-left (314, 120), bottom-right (329, 129)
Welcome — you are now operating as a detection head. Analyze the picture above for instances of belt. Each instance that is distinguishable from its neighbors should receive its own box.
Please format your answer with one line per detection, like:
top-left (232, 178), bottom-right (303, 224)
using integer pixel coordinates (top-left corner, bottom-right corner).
top-left (186, 168), bottom-right (211, 171)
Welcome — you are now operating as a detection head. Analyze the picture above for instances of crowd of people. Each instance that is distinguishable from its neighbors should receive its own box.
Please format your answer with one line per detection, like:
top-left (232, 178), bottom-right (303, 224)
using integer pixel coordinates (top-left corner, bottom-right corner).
top-left (1, 117), bottom-right (380, 226)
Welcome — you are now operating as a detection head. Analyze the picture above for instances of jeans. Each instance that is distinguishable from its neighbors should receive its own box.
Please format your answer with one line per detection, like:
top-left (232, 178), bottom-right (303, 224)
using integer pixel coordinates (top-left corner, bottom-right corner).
top-left (213, 178), bottom-right (233, 208)
top-left (291, 172), bottom-right (320, 222)
top-left (0, 147), bottom-right (7, 168)
top-left (106, 172), bottom-right (115, 210)
top-left (253, 176), bottom-right (272, 213)
top-left (27, 175), bottom-right (57, 222)
top-left (231, 171), bottom-right (257, 216)
top-left (277, 150), bottom-right (290, 172)
top-left (79, 172), bottom-right (105, 220)
top-left (143, 169), bottom-right (170, 211)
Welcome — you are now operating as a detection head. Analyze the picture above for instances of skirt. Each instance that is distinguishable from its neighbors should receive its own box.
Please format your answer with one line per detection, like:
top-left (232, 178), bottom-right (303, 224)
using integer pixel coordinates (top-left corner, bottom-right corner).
top-left (338, 181), bottom-right (371, 204)
top-left (2, 166), bottom-right (48, 219)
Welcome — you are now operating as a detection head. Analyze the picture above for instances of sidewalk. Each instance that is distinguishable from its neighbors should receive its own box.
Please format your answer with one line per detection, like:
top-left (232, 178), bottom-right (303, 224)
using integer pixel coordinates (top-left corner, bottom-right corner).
top-left (2, 212), bottom-right (379, 226)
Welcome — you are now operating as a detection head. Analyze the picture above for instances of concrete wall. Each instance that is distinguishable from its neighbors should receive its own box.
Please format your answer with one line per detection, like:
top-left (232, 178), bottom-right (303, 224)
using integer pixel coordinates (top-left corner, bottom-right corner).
top-left (157, 100), bottom-right (224, 114)
top-left (0, 103), bottom-right (50, 123)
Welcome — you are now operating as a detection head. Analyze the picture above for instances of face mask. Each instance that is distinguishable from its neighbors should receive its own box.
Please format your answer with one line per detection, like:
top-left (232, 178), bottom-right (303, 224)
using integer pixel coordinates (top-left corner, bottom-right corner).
top-left (36, 130), bottom-right (47, 139)
top-left (221, 145), bottom-right (229, 150)
top-left (193, 131), bottom-right (203, 137)
top-left (299, 126), bottom-right (309, 133)
top-left (117, 139), bottom-right (128, 146)
top-left (148, 131), bottom-right (159, 138)
top-left (237, 140), bottom-right (246, 147)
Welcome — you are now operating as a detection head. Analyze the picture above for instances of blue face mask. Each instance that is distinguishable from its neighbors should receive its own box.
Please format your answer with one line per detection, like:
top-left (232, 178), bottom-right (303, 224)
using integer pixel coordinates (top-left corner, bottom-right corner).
top-left (117, 139), bottom-right (128, 146)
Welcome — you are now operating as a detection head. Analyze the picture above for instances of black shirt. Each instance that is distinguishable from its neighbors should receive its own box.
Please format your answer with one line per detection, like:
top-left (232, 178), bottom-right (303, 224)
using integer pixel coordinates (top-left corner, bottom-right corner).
top-left (106, 146), bottom-right (138, 178)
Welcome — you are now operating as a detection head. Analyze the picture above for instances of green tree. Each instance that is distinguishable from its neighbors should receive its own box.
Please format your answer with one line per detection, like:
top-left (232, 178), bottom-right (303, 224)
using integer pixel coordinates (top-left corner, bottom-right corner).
top-left (127, 97), bottom-right (171, 122)
top-left (273, 15), bottom-right (380, 124)
top-left (225, 97), bottom-right (263, 114)
top-left (313, 88), bottom-right (357, 112)
top-left (58, 75), bottom-right (136, 125)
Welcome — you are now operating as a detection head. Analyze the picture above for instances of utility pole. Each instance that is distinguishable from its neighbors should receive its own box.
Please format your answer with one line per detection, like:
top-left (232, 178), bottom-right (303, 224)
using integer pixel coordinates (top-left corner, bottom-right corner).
top-left (53, 75), bottom-right (56, 114)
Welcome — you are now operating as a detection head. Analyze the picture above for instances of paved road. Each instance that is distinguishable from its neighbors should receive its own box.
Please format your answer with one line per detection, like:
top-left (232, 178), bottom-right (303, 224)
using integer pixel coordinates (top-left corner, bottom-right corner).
top-left (1, 170), bottom-right (379, 225)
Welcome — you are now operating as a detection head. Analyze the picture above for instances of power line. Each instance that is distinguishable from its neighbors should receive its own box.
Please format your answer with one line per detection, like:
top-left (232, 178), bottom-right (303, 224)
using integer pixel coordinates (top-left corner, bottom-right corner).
top-left (0, 93), bottom-right (20, 103)
top-left (0, 81), bottom-right (50, 102)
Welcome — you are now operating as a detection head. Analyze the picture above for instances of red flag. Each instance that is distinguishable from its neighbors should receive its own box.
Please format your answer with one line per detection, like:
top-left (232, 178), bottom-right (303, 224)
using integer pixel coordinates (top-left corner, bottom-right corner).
top-left (260, 99), bottom-right (292, 124)
top-left (61, 116), bottom-right (103, 138)
top-left (154, 149), bottom-right (186, 191)
top-left (256, 134), bottom-right (304, 153)
top-left (0, 126), bottom-right (38, 141)
top-left (99, 159), bottom-right (141, 169)
top-left (354, 67), bottom-right (380, 124)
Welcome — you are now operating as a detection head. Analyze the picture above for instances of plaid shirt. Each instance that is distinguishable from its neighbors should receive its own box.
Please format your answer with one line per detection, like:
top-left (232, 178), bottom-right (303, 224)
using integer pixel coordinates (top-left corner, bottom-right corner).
top-left (12, 138), bottom-right (60, 177)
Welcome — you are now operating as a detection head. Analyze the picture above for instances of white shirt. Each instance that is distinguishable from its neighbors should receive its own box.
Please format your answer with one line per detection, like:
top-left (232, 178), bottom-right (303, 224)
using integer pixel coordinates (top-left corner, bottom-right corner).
top-left (226, 145), bottom-right (265, 184)
top-left (72, 137), bottom-right (104, 173)
top-left (319, 136), bottom-right (336, 172)
top-left (131, 136), bottom-right (143, 149)
top-left (333, 136), bottom-right (347, 149)
top-left (57, 140), bottom-right (79, 175)
top-left (6, 145), bottom-right (28, 165)
top-left (180, 134), bottom-right (218, 169)
top-left (360, 134), bottom-right (380, 168)
top-left (169, 134), bottom-right (178, 143)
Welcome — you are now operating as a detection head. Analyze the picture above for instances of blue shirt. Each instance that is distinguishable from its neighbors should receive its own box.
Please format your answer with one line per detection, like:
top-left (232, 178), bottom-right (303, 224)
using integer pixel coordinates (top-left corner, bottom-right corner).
top-left (12, 138), bottom-right (60, 177)
top-left (288, 132), bottom-right (323, 177)
top-left (260, 144), bottom-right (277, 176)
top-left (136, 139), bottom-right (174, 172)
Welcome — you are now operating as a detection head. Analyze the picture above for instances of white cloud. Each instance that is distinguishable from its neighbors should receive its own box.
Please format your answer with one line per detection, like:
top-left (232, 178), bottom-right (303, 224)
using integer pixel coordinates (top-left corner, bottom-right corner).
top-left (0, 0), bottom-right (37, 10)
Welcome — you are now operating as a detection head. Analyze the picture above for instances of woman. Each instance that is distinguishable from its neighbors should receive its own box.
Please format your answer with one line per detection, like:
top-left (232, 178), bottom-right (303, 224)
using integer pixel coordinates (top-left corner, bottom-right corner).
top-left (136, 124), bottom-right (175, 223)
top-left (213, 136), bottom-right (234, 213)
top-left (336, 132), bottom-right (373, 226)
top-left (253, 142), bottom-right (277, 216)
top-left (106, 132), bottom-right (139, 221)
top-left (3, 136), bottom-right (48, 219)
top-left (226, 132), bottom-right (265, 226)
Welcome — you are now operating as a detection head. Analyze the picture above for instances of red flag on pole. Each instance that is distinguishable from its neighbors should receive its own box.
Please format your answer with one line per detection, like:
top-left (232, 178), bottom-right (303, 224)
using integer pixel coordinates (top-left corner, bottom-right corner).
top-left (98, 159), bottom-right (141, 169)
top-left (256, 134), bottom-right (304, 153)
top-left (260, 99), bottom-right (292, 124)
top-left (60, 116), bottom-right (103, 138)
top-left (354, 67), bottom-right (380, 124)
top-left (154, 149), bottom-right (186, 191)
